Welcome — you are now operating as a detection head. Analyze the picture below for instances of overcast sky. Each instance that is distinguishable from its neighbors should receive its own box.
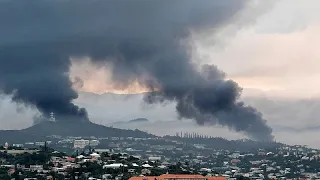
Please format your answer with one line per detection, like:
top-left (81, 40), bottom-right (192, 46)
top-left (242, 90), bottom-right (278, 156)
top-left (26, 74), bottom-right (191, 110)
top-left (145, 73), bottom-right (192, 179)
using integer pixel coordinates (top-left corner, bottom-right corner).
top-left (196, 0), bottom-right (320, 98)
top-left (68, 0), bottom-right (320, 98)
top-left (1, 0), bottom-right (320, 146)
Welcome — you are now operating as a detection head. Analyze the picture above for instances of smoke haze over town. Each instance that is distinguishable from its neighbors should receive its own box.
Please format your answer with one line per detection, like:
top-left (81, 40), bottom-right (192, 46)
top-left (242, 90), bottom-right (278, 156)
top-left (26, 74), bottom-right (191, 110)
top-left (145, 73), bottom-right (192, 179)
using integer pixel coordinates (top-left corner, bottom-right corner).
top-left (1, 0), bottom-right (320, 146)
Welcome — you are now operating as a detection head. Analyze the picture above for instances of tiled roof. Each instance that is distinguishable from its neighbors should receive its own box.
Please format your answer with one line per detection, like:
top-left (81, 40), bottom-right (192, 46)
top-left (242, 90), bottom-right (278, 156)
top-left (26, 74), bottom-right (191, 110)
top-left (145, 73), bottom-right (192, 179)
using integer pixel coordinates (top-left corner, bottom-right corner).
top-left (129, 174), bottom-right (227, 180)
top-left (129, 176), bottom-right (158, 180)
top-left (206, 177), bottom-right (227, 180)
top-left (159, 174), bottom-right (205, 179)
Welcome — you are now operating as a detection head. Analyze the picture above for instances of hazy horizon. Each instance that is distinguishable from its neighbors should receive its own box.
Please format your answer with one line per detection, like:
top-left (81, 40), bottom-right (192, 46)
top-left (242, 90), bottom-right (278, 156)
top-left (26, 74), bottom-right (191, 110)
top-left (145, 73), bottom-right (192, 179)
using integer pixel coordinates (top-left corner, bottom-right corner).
top-left (1, 0), bottom-right (320, 147)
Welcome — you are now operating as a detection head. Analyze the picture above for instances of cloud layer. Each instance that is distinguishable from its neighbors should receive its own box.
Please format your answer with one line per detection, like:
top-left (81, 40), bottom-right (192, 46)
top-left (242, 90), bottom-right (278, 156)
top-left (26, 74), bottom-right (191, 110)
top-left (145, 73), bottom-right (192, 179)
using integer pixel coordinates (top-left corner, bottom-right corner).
top-left (0, 0), bottom-right (274, 140)
top-left (196, 0), bottom-right (320, 97)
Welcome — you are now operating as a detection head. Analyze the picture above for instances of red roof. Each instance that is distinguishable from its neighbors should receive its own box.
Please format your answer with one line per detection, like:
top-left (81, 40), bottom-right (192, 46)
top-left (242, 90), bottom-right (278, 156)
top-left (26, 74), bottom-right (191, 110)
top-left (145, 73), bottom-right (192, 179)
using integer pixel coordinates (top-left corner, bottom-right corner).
top-left (67, 157), bottom-right (76, 162)
top-left (129, 176), bottom-right (158, 180)
top-left (7, 168), bottom-right (15, 175)
top-left (206, 177), bottom-right (227, 180)
top-left (159, 174), bottom-right (205, 179)
top-left (129, 174), bottom-right (226, 180)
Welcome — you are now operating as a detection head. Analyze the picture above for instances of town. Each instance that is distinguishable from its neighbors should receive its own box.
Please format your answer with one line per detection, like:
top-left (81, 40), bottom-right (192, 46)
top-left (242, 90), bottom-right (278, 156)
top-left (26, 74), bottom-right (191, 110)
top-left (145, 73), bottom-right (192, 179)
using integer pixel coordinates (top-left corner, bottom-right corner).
top-left (1, 133), bottom-right (320, 180)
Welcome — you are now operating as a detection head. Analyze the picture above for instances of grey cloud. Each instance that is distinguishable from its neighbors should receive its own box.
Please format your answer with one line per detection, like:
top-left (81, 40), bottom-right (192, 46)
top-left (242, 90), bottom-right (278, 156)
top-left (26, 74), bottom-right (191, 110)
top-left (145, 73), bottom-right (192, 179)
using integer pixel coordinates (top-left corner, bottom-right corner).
top-left (0, 0), bottom-right (273, 140)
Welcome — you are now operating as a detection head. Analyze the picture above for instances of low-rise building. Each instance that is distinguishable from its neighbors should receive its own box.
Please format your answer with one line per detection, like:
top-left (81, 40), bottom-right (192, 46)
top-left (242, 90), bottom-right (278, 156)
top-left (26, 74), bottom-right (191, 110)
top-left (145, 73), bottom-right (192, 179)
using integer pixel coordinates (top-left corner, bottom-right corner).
top-left (73, 139), bottom-right (90, 149)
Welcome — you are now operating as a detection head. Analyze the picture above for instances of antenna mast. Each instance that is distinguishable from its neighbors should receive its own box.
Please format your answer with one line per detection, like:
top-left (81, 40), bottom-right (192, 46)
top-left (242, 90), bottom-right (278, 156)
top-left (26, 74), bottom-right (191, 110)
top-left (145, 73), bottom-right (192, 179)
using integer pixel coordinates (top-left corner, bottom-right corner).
top-left (49, 112), bottom-right (56, 122)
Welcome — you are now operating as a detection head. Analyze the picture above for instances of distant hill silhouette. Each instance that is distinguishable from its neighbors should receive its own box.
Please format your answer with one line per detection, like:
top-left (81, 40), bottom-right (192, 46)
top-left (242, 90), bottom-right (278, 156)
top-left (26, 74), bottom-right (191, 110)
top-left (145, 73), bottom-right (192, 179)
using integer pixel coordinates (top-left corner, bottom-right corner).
top-left (0, 121), bottom-right (287, 151)
top-left (0, 121), bottom-right (153, 144)
top-left (129, 118), bottom-right (149, 123)
top-left (165, 136), bottom-right (284, 152)
top-left (107, 118), bottom-right (150, 127)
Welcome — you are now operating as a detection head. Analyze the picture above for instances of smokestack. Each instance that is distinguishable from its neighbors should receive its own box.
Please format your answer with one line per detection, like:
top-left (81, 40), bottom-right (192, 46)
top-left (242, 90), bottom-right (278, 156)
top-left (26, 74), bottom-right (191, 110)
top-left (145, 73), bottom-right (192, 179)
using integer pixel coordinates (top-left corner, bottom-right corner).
top-left (0, 0), bottom-right (273, 141)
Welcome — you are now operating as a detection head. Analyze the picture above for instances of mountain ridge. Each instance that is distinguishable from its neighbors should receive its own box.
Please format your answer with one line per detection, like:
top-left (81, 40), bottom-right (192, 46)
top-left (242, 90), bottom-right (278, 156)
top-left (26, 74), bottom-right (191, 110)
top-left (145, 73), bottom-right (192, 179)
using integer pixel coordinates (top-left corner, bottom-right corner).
top-left (0, 120), bottom-right (154, 144)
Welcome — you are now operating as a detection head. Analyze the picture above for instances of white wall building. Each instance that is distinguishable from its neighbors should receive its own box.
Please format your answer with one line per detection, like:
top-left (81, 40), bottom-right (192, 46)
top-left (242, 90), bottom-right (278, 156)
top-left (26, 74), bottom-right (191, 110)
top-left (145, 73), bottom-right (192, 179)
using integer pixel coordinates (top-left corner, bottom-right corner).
top-left (74, 139), bottom-right (90, 149)
top-left (148, 156), bottom-right (161, 161)
top-left (12, 144), bottom-right (24, 148)
top-left (89, 140), bottom-right (100, 147)
top-left (103, 163), bottom-right (127, 169)
top-left (30, 165), bottom-right (44, 172)
top-left (35, 142), bottom-right (45, 146)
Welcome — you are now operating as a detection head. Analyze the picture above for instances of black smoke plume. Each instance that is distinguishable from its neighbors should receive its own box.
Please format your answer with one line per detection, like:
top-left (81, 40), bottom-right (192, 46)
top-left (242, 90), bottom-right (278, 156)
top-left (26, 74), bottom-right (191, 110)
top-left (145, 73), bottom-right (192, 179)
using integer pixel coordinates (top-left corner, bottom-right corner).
top-left (0, 0), bottom-right (273, 141)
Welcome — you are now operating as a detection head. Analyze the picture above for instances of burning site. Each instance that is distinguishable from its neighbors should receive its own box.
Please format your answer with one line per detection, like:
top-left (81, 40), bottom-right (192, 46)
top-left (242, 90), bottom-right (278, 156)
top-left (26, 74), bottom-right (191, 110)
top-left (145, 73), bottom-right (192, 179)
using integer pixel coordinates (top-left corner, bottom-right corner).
top-left (0, 0), bottom-right (273, 141)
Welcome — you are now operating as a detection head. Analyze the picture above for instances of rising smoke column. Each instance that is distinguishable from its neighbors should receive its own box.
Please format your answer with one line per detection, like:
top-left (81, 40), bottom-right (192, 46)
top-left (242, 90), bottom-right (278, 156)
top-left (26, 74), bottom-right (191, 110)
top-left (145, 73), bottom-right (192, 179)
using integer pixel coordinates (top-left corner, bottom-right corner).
top-left (0, 0), bottom-right (273, 140)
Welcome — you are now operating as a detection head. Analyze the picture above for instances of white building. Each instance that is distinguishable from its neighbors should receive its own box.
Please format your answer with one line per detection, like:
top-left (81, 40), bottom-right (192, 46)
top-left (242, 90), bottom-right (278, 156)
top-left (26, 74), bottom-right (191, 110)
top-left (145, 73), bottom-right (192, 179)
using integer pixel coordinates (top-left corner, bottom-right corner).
top-left (30, 165), bottom-right (44, 172)
top-left (103, 163), bottom-right (127, 169)
top-left (90, 152), bottom-right (101, 159)
top-left (148, 156), bottom-right (161, 161)
top-left (35, 142), bottom-right (45, 146)
top-left (12, 144), bottom-right (24, 148)
top-left (74, 139), bottom-right (90, 149)
top-left (4, 142), bottom-right (8, 149)
top-left (89, 140), bottom-right (100, 147)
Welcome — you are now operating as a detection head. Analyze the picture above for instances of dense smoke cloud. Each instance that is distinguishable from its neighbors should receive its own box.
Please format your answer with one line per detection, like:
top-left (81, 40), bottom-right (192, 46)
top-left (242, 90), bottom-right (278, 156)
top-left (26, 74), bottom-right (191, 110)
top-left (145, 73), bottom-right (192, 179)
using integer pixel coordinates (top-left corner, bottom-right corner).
top-left (0, 0), bottom-right (273, 140)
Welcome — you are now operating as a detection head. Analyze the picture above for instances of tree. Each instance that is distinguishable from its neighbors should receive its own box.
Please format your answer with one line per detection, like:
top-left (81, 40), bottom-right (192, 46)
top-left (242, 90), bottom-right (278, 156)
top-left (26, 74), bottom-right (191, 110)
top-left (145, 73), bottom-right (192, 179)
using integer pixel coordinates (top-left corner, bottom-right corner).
top-left (236, 176), bottom-right (250, 180)
top-left (0, 167), bottom-right (11, 180)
